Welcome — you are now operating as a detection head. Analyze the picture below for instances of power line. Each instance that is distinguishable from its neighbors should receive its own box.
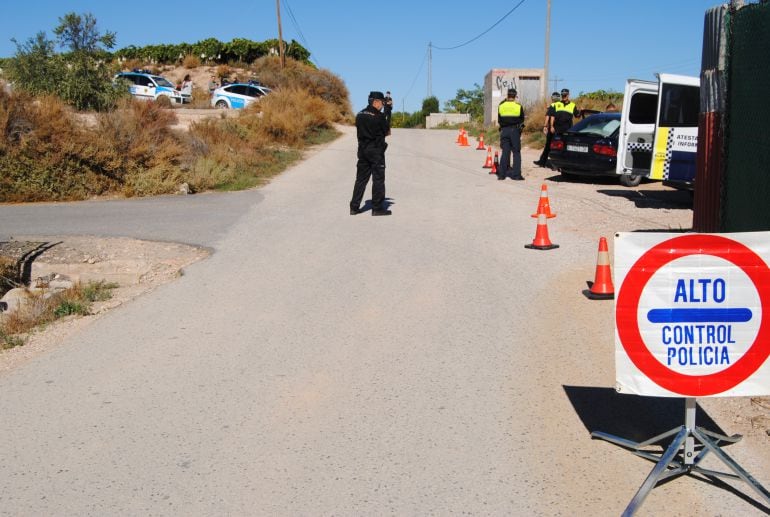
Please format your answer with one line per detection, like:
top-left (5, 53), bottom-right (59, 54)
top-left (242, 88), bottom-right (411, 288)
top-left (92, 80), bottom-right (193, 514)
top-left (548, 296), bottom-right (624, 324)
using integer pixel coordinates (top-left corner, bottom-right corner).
top-left (281, 0), bottom-right (319, 67)
top-left (402, 47), bottom-right (430, 105)
top-left (432, 0), bottom-right (529, 50)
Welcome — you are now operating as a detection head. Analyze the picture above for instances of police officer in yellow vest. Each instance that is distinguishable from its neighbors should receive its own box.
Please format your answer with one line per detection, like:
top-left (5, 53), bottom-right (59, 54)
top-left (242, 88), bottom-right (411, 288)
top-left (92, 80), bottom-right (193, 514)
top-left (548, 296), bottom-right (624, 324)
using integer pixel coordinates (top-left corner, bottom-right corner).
top-left (552, 88), bottom-right (581, 135)
top-left (497, 88), bottom-right (525, 180)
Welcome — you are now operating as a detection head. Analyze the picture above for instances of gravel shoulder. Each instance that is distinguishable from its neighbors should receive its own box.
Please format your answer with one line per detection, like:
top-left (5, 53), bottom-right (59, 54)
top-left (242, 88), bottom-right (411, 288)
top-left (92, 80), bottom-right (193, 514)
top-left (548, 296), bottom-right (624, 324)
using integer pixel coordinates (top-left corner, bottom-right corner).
top-left (0, 235), bottom-right (208, 373)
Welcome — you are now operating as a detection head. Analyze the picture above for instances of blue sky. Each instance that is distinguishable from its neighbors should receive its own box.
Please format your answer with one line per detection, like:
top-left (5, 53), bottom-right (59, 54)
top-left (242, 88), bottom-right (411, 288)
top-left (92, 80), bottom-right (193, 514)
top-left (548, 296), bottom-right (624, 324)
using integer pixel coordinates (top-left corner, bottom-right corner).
top-left (0, 0), bottom-right (721, 112)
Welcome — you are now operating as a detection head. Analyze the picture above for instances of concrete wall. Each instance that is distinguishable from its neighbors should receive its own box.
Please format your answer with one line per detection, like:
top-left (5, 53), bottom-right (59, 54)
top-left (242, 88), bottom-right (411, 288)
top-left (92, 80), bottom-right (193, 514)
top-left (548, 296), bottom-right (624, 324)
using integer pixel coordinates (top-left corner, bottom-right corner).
top-left (425, 113), bottom-right (470, 129)
top-left (484, 68), bottom-right (545, 126)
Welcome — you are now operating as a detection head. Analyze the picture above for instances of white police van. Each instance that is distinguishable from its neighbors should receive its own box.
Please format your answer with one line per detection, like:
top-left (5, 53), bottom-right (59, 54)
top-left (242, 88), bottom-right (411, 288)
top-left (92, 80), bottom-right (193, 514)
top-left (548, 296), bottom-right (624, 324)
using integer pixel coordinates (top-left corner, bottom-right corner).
top-left (210, 82), bottom-right (271, 109)
top-left (115, 70), bottom-right (184, 104)
top-left (616, 73), bottom-right (700, 188)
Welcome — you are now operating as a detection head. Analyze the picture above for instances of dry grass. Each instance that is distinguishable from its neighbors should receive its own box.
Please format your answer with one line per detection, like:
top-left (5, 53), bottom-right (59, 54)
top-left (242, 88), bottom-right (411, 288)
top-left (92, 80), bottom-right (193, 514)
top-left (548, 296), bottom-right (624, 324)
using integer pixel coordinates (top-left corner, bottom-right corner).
top-left (0, 256), bottom-right (16, 298)
top-left (183, 55), bottom-right (201, 68)
top-left (0, 91), bottom-right (117, 201)
top-left (248, 88), bottom-right (336, 146)
top-left (216, 64), bottom-right (233, 81)
top-left (1, 56), bottom-right (346, 201)
top-left (0, 281), bottom-right (117, 349)
top-left (250, 56), bottom-right (352, 122)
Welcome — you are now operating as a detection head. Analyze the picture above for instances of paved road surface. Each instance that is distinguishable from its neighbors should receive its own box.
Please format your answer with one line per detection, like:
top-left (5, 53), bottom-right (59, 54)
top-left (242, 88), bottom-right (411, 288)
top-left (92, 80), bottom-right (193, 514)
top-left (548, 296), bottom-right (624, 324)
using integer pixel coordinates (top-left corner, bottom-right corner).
top-left (0, 189), bottom-right (262, 247)
top-left (1, 127), bottom-right (768, 515)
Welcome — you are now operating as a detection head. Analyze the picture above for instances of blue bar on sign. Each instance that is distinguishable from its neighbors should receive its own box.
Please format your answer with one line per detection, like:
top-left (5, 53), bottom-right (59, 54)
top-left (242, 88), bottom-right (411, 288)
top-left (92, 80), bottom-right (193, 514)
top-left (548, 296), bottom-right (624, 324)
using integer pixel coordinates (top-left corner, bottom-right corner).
top-left (647, 308), bottom-right (752, 323)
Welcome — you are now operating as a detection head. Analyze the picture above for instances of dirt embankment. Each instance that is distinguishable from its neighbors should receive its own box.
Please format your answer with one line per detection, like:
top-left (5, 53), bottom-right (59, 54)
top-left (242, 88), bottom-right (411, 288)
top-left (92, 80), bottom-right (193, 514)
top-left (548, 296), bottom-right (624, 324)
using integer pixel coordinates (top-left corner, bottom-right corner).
top-left (0, 236), bottom-right (208, 373)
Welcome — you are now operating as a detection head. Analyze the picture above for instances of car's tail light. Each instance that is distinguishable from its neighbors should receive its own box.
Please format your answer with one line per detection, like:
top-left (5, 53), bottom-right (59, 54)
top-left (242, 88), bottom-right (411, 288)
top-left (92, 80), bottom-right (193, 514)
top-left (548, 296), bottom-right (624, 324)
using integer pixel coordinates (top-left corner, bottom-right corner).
top-left (550, 140), bottom-right (564, 151)
top-left (592, 143), bottom-right (617, 157)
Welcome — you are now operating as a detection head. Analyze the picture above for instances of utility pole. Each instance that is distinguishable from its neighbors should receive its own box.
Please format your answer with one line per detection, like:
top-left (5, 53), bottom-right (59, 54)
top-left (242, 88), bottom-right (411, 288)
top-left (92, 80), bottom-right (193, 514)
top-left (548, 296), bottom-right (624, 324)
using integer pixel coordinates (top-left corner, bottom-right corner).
top-left (276, 0), bottom-right (285, 69)
top-left (544, 0), bottom-right (551, 99)
top-left (550, 76), bottom-right (564, 93)
top-left (428, 42), bottom-right (433, 98)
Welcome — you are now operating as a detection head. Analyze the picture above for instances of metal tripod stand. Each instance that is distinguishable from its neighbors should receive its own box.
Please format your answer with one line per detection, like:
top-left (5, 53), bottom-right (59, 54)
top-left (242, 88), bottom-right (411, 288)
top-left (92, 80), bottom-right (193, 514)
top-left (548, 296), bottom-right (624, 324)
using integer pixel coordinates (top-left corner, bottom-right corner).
top-left (591, 397), bottom-right (770, 516)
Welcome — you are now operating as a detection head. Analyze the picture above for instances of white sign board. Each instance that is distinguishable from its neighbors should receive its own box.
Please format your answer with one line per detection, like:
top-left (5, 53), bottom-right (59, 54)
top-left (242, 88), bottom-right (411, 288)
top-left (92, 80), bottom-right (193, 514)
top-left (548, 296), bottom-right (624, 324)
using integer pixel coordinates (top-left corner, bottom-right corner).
top-left (615, 232), bottom-right (770, 397)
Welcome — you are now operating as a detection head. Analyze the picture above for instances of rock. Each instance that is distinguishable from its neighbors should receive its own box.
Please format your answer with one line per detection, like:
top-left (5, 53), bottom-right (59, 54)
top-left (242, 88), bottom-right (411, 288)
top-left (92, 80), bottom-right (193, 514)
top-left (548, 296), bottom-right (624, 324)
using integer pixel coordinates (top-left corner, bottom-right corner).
top-left (48, 279), bottom-right (74, 290)
top-left (178, 183), bottom-right (190, 195)
top-left (32, 273), bottom-right (56, 288)
top-left (0, 288), bottom-right (32, 315)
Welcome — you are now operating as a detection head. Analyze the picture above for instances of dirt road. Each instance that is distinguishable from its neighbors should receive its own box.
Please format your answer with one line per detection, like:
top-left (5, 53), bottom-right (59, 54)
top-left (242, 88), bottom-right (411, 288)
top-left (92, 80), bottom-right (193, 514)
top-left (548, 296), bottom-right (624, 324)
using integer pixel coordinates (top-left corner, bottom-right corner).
top-left (0, 127), bottom-right (767, 515)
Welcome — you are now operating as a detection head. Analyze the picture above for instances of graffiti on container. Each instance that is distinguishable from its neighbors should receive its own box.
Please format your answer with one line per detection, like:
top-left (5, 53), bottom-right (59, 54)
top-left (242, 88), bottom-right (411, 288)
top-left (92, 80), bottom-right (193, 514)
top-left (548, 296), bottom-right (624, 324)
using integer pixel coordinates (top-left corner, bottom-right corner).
top-left (495, 75), bottom-right (518, 93)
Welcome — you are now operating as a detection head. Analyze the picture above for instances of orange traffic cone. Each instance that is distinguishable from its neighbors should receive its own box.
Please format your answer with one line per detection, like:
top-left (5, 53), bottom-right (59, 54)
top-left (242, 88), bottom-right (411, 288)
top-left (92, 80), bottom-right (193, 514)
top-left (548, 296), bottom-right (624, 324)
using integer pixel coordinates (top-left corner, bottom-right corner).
top-left (460, 130), bottom-right (470, 147)
top-left (490, 152), bottom-right (499, 174)
top-left (456, 126), bottom-right (464, 144)
top-left (531, 183), bottom-right (556, 219)
top-left (525, 213), bottom-right (559, 250)
top-left (583, 237), bottom-right (614, 299)
top-left (482, 146), bottom-right (493, 168)
top-left (476, 133), bottom-right (486, 150)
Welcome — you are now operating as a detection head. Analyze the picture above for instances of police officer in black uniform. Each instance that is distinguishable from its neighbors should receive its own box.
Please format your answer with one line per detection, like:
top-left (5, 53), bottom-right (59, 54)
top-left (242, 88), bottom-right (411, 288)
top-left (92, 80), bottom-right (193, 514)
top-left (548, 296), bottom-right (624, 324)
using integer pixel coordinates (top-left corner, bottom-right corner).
top-left (497, 88), bottom-right (525, 180)
top-left (383, 91), bottom-right (394, 128)
top-left (350, 91), bottom-right (391, 216)
top-left (534, 91), bottom-right (561, 167)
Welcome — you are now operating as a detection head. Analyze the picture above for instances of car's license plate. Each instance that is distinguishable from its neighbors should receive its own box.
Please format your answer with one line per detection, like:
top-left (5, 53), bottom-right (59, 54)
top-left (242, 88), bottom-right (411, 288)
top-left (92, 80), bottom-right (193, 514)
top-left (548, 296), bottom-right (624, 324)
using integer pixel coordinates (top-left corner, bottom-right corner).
top-left (567, 144), bottom-right (589, 153)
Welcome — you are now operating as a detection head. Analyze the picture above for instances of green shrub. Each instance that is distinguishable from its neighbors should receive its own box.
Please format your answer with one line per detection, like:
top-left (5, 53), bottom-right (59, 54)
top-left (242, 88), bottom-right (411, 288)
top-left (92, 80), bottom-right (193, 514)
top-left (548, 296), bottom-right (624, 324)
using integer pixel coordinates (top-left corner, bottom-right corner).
top-left (6, 12), bottom-right (125, 111)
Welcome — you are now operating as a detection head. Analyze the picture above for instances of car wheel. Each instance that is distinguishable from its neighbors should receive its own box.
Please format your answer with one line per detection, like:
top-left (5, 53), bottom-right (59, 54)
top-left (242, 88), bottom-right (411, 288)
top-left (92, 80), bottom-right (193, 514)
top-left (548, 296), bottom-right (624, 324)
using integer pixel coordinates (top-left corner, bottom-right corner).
top-left (154, 95), bottom-right (172, 108)
top-left (215, 100), bottom-right (229, 109)
top-left (619, 174), bottom-right (642, 187)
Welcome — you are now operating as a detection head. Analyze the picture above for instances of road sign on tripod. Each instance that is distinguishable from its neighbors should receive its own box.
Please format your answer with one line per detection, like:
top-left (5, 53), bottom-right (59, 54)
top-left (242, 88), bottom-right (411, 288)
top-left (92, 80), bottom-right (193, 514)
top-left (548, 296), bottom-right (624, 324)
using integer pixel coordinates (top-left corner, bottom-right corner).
top-left (593, 232), bottom-right (770, 516)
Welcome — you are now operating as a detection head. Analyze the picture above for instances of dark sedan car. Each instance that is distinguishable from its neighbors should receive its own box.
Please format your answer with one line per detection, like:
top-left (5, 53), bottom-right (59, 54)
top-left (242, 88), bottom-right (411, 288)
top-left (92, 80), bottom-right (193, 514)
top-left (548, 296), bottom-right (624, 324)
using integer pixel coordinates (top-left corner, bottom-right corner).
top-left (548, 112), bottom-right (641, 187)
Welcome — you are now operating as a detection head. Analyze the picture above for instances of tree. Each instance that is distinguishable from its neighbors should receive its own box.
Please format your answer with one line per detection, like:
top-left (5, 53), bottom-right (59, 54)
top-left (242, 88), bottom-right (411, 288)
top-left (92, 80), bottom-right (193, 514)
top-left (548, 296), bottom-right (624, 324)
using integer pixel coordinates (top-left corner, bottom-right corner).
top-left (7, 12), bottom-right (125, 111)
top-left (53, 12), bottom-right (116, 54)
top-left (421, 96), bottom-right (439, 117)
top-left (445, 83), bottom-right (484, 121)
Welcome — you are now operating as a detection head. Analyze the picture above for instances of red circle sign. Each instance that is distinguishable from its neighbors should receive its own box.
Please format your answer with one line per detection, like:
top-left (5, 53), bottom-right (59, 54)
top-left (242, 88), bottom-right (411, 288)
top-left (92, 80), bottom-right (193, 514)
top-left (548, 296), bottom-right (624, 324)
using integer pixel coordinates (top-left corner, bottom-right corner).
top-left (616, 234), bottom-right (770, 396)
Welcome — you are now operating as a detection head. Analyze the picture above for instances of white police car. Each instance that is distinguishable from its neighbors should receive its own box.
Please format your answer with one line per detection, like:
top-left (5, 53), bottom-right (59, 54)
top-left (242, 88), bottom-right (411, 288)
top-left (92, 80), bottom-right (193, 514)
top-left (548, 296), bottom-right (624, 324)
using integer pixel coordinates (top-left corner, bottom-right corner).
top-left (210, 82), bottom-right (271, 109)
top-left (115, 70), bottom-right (185, 104)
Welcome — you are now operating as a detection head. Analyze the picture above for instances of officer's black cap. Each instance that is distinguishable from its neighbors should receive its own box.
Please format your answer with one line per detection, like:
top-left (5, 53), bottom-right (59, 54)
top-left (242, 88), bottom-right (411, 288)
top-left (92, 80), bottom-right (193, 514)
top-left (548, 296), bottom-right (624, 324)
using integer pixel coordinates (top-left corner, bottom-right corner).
top-left (507, 88), bottom-right (517, 97)
top-left (368, 91), bottom-right (385, 101)
top-left (561, 88), bottom-right (570, 95)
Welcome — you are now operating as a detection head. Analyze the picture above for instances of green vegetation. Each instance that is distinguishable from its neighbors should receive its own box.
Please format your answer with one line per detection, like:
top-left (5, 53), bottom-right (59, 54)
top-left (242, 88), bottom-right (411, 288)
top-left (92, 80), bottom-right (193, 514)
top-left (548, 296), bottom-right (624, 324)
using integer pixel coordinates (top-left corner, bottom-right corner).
top-left (390, 95), bottom-right (441, 128)
top-left (0, 280), bottom-right (118, 349)
top-left (114, 38), bottom-right (311, 66)
top-left (6, 12), bottom-right (125, 111)
top-left (390, 111), bottom-right (425, 128)
top-left (0, 329), bottom-right (24, 350)
top-left (444, 83), bottom-right (484, 121)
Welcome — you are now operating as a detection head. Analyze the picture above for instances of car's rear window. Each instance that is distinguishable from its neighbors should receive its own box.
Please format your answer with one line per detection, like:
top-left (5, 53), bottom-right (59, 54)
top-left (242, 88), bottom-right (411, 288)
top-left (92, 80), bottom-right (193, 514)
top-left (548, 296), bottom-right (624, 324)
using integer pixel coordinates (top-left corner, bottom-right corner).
top-left (570, 115), bottom-right (621, 137)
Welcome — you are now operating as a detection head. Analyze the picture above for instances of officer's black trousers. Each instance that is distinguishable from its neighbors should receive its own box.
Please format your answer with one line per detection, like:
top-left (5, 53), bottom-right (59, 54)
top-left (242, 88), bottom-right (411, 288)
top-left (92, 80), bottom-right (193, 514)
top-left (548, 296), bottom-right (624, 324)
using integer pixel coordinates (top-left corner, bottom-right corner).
top-left (499, 126), bottom-right (522, 178)
top-left (351, 145), bottom-right (386, 210)
top-left (538, 129), bottom-right (554, 163)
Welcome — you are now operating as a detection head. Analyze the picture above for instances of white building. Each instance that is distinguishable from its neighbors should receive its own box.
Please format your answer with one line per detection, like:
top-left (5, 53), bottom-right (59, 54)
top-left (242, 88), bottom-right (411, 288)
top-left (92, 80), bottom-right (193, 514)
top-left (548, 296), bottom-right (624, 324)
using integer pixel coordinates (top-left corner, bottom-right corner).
top-left (483, 68), bottom-right (545, 126)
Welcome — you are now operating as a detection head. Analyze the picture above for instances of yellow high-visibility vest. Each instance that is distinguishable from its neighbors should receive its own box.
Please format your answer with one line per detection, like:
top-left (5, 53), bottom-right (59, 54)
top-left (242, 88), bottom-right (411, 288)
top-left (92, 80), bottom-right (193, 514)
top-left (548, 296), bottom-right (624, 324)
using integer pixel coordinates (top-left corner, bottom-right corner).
top-left (498, 101), bottom-right (522, 117)
top-left (554, 101), bottom-right (577, 114)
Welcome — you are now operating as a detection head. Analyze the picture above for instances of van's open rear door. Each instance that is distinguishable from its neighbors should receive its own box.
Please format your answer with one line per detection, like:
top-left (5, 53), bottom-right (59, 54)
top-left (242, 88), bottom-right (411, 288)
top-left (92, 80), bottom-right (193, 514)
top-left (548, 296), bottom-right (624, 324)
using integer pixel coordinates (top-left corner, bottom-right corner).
top-left (616, 79), bottom-right (658, 179)
top-left (651, 73), bottom-right (700, 185)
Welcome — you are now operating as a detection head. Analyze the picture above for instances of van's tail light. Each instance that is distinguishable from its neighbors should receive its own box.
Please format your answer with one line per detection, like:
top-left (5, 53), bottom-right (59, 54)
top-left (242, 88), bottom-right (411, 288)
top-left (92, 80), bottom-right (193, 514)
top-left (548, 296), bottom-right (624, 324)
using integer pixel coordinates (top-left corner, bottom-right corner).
top-left (592, 142), bottom-right (617, 157)
top-left (550, 140), bottom-right (564, 151)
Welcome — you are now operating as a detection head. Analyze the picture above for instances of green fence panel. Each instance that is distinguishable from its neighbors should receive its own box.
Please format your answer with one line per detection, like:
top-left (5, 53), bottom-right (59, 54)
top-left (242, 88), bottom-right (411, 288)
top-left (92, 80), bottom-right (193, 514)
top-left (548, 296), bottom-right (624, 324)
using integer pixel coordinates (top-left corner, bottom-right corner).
top-left (724, 2), bottom-right (770, 231)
